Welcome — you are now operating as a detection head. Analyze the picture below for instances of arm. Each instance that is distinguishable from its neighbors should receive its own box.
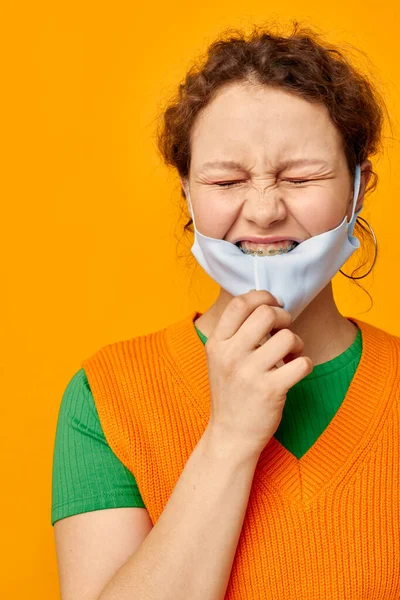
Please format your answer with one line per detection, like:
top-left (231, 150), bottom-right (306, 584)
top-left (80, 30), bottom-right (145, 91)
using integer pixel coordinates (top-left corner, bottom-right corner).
top-left (53, 368), bottom-right (151, 600)
top-left (98, 425), bottom-right (260, 600)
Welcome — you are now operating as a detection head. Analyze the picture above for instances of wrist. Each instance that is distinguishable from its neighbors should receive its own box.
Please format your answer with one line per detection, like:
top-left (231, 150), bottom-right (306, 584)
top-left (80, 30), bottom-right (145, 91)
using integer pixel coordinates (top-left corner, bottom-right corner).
top-left (201, 424), bottom-right (262, 468)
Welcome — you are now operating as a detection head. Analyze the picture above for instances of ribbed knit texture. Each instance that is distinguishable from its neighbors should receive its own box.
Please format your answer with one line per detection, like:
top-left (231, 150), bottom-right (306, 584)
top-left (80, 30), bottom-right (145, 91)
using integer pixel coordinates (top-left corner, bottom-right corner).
top-left (51, 324), bottom-right (361, 525)
top-left (51, 368), bottom-right (145, 526)
top-left (82, 311), bottom-right (400, 599)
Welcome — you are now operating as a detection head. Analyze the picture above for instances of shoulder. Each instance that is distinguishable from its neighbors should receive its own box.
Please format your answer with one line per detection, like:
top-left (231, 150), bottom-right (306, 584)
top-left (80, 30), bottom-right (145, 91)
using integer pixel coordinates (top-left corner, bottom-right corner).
top-left (60, 367), bottom-right (90, 410)
top-left (61, 367), bottom-right (95, 407)
top-left (366, 320), bottom-right (400, 349)
top-left (57, 367), bottom-right (105, 435)
top-left (80, 316), bottom-right (186, 378)
top-left (351, 317), bottom-right (400, 347)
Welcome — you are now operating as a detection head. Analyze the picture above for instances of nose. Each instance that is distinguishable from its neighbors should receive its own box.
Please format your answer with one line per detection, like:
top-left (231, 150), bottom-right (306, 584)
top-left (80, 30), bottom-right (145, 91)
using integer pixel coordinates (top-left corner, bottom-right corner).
top-left (241, 185), bottom-right (287, 226)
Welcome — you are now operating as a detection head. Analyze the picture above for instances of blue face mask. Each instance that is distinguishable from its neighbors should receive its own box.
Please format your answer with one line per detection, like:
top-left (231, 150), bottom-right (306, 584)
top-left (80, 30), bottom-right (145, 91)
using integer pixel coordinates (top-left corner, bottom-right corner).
top-left (184, 164), bottom-right (362, 323)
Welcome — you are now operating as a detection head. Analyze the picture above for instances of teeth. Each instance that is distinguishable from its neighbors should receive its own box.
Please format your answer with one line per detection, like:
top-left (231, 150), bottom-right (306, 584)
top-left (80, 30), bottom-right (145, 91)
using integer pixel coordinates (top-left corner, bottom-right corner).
top-left (236, 241), bottom-right (299, 256)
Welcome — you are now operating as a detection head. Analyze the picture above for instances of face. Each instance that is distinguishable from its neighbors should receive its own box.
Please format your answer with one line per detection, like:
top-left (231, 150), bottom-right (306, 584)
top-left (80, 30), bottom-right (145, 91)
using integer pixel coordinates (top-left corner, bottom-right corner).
top-left (181, 82), bottom-right (371, 250)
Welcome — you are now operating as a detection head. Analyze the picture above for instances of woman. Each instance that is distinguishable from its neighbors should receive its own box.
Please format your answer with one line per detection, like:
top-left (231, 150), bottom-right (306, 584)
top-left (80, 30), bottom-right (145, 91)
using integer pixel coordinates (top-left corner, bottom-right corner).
top-left (52, 23), bottom-right (400, 599)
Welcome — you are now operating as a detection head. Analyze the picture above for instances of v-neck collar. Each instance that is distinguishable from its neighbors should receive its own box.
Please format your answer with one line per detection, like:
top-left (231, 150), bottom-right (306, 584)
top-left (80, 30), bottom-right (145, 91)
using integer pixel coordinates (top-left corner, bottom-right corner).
top-left (164, 310), bottom-right (394, 505)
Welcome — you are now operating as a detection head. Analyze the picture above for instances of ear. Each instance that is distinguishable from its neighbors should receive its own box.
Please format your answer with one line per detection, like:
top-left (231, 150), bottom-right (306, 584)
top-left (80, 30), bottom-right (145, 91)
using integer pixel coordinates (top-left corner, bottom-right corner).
top-left (355, 159), bottom-right (373, 213)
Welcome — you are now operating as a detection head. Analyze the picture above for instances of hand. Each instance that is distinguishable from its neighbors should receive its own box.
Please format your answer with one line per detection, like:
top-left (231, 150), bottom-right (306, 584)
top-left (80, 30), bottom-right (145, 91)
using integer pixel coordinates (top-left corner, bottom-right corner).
top-left (205, 290), bottom-right (314, 457)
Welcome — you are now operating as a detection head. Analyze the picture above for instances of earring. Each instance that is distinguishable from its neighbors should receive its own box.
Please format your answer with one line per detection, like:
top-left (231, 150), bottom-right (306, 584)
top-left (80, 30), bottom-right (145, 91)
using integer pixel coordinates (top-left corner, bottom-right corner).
top-left (339, 216), bottom-right (378, 279)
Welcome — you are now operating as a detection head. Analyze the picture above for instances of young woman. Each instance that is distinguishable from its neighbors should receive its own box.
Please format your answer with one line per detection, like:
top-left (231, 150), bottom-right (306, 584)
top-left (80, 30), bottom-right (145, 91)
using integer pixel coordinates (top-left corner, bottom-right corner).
top-left (52, 23), bottom-right (399, 600)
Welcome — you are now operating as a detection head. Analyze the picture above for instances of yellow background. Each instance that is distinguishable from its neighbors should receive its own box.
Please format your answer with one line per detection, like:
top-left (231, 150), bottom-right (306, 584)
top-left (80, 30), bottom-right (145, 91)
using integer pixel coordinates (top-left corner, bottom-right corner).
top-left (1, 1), bottom-right (399, 597)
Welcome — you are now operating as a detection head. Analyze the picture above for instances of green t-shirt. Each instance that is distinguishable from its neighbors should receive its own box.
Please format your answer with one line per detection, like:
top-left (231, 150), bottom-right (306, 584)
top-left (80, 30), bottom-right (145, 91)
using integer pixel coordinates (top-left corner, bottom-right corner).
top-left (51, 323), bottom-right (362, 526)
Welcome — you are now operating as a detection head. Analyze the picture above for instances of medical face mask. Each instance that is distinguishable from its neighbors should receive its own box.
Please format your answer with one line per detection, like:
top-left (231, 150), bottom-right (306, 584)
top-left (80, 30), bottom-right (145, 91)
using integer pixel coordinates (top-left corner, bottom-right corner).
top-left (184, 164), bottom-right (362, 323)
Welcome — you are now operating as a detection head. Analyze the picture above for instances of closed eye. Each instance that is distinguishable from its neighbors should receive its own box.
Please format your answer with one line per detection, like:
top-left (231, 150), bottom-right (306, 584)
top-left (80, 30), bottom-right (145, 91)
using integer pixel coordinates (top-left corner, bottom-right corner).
top-left (285, 179), bottom-right (312, 185)
top-left (215, 181), bottom-right (244, 188)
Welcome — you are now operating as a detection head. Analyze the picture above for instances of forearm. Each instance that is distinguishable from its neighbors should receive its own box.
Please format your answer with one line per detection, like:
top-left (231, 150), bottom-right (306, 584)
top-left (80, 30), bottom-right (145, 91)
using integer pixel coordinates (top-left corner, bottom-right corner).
top-left (98, 426), bottom-right (260, 600)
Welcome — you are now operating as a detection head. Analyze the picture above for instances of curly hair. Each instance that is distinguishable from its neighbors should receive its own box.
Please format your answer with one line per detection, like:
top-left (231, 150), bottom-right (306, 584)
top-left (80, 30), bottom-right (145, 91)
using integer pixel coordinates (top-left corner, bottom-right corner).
top-left (156, 21), bottom-right (391, 303)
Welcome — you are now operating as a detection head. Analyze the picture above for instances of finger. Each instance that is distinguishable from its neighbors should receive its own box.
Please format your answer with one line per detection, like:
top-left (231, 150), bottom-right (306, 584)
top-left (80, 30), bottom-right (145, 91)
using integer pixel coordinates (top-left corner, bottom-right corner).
top-left (213, 290), bottom-right (284, 341)
top-left (254, 328), bottom-right (304, 371)
top-left (267, 356), bottom-right (314, 391)
top-left (230, 304), bottom-right (292, 353)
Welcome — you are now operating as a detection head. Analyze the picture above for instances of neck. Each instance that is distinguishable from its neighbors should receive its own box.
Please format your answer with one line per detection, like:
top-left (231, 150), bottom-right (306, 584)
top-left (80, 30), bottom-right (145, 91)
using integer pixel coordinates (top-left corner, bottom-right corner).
top-left (194, 283), bottom-right (359, 366)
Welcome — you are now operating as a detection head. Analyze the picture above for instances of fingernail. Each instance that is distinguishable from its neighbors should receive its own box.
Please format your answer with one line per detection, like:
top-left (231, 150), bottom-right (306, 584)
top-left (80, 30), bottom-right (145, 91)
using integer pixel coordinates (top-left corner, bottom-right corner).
top-left (248, 288), bottom-right (256, 292)
top-left (275, 296), bottom-right (284, 307)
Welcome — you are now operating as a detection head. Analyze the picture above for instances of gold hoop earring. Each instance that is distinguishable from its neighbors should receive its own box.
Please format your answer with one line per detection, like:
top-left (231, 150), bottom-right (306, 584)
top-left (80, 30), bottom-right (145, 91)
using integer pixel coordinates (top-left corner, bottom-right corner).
top-left (339, 216), bottom-right (378, 279)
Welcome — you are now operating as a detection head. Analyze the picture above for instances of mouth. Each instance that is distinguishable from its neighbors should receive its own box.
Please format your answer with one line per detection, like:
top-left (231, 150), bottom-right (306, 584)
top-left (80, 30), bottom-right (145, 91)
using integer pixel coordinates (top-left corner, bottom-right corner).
top-left (235, 240), bottom-right (300, 256)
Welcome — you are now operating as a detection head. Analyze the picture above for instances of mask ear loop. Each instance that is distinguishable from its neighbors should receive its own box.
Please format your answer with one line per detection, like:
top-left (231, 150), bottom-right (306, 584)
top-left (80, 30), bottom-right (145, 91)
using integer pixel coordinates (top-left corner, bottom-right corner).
top-left (347, 164), bottom-right (362, 235)
top-left (185, 185), bottom-right (198, 231)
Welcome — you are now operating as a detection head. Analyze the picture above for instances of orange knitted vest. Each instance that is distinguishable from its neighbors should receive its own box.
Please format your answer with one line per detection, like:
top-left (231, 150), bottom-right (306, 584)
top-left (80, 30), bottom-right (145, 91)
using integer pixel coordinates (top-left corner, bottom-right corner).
top-left (82, 311), bottom-right (400, 599)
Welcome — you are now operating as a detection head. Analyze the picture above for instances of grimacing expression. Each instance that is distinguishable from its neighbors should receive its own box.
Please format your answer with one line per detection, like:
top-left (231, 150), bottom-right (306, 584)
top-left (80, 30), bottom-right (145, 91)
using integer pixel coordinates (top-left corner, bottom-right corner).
top-left (181, 83), bottom-right (369, 247)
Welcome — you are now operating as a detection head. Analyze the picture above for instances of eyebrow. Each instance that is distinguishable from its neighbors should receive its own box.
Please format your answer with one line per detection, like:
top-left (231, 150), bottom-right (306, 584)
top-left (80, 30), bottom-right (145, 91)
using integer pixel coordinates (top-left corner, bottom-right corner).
top-left (200, 158), bottom-right (330, 171)
top-left (201, 160), bottom-right (248, 172)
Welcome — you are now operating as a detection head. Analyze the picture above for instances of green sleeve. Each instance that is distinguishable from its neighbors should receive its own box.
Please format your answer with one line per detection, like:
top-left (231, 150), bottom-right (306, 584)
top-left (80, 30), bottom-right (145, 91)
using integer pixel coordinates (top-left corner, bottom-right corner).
top-left (51, 367), bottom-right (146, 526)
